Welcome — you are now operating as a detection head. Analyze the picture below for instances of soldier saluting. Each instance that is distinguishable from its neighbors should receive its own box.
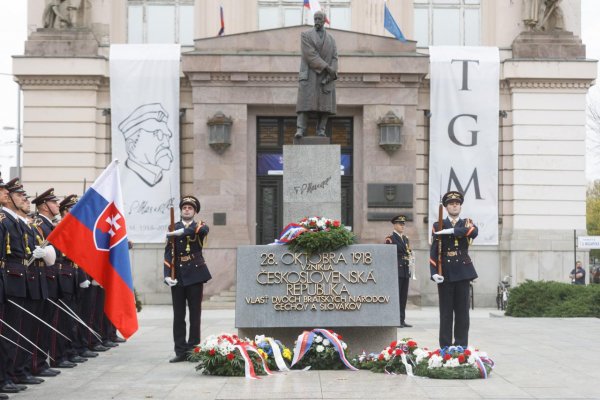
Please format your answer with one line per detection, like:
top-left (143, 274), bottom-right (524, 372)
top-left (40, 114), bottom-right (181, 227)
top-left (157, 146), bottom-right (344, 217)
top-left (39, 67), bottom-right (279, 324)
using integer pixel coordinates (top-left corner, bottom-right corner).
top-left (430, 191), bottom-right (478, 349)
top-left (164, 196), bottom-right (211, 363)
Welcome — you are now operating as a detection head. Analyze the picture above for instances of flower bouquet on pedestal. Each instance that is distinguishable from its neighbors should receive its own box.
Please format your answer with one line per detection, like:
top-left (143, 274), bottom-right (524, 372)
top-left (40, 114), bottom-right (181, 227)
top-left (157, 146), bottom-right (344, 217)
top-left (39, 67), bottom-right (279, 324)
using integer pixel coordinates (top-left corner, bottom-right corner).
top-left (275, 217), bottom-right (355, 255)
top-left (291, 329), bottom-right (357, 371)
top-left (254, 335), bottom-right (292, 372)
top-left (189, 334), bottom-right (272, 378)
top-left (413, 346), bottom-right (494, 379)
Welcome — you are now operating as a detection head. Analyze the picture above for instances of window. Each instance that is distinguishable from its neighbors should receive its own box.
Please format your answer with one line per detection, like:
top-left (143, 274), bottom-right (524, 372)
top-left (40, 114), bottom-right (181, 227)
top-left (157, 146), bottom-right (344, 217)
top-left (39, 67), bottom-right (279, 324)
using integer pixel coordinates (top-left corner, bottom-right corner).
top-left (258, 1), bottom-right (351, 30)
top-left (413, 0), bottom-right (480, 47)
top-left (128, 0), bottom-right (194, 45)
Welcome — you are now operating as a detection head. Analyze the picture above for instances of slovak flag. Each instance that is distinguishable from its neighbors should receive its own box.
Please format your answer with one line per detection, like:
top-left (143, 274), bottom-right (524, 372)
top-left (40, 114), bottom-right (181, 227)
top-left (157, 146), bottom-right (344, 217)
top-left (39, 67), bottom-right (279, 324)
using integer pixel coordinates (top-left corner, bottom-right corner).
top-left (47, 160), bottom-right (138, 339)
top-left (303, 0), bottom-right (330, 25)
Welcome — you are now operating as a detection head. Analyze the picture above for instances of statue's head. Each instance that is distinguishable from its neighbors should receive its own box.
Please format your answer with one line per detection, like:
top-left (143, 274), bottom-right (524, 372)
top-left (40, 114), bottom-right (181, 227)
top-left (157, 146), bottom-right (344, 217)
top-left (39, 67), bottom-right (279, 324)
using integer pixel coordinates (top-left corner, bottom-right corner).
top-left (313, 11), bottom-right (326, 31)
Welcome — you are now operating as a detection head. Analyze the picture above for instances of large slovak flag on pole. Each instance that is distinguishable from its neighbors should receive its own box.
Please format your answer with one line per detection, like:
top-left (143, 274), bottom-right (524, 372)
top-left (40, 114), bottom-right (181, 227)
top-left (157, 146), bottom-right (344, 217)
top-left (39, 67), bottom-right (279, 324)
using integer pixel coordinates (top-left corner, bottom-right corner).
top-left (47, 160), bottom-right (138, 338)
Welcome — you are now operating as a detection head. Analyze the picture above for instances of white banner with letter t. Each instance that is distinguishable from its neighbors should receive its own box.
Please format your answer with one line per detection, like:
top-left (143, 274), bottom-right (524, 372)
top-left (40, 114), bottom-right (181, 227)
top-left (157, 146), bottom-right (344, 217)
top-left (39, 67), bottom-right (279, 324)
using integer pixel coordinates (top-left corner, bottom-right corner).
top-left (428, 46), bottom-right (499, 245)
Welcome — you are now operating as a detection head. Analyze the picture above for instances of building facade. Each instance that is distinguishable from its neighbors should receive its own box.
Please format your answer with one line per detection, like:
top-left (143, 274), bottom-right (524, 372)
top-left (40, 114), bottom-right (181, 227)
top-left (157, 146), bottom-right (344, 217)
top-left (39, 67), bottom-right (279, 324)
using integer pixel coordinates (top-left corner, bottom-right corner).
top-left (14, 0), bottom-right (597, 306)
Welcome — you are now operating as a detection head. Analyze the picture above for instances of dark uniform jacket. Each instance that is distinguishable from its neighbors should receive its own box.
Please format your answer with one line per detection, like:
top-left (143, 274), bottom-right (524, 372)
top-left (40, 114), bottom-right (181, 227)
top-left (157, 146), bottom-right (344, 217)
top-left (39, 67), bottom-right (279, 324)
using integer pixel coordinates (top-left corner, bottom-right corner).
top-left (164, 220), bottom-right (211, 286)
top-left (33, 214), bottom-right (59, 299)
top-left (21, 219), bottom-right (49, 301)
top-left (385, 232), bottom-right (411, 279)
top-left (1, 209), bottom-right (29, 298)
top-left (429, 217), bottom-right (478, 283)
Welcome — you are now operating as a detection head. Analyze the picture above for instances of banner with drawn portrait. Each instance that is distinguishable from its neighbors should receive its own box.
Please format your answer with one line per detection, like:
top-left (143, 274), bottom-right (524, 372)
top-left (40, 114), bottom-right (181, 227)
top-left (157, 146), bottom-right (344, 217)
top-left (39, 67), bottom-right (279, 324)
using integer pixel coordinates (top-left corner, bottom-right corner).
top-left (428, 46), bottom-right (499, 245)
top-left (110, 44), bottom-right (180, 243)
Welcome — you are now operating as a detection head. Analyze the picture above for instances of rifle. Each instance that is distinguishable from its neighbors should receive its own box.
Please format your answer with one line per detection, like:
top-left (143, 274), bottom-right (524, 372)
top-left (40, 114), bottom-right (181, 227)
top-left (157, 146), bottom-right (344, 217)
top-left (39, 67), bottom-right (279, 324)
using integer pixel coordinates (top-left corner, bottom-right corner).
top-left (437, 197), bottom-right (443, 276)
top-left (169, 206), bottom-right (176, 280)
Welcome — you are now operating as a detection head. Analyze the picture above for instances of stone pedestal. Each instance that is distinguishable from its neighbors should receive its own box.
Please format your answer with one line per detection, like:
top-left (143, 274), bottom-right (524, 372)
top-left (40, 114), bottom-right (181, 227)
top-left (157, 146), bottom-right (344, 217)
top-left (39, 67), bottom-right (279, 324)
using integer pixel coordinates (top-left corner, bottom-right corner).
top-left (25, 28), bottom-right (98, 57)
top-left (235, 244), bottom-right (400, 352)
top-left (283, 144), bottom-right (341, 223)
top-left (512, 31), bottom-right (585, 59)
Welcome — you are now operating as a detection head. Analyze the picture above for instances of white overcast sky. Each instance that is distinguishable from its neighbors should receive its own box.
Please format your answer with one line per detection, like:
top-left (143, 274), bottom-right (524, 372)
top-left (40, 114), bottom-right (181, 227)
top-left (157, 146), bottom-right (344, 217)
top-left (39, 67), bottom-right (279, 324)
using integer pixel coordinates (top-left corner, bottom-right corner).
top-left (0, 1), bottom-right (599, 179)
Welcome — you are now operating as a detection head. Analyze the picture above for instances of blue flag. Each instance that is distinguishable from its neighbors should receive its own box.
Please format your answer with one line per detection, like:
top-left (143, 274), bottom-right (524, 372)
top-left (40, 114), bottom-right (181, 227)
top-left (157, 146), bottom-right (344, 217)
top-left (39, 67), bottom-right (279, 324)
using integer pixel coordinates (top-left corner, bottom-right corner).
top-left (384, 3), bottom-right (406, 42)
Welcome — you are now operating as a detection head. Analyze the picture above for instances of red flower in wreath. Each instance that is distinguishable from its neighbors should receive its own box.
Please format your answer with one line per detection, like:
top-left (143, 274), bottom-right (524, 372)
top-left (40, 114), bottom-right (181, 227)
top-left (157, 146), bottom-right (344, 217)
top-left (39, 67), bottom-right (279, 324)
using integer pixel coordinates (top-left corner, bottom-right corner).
top-left (209, 349), bottom-right (216, 356)
top-left (333, 220), bottom-right (341, 228)
top-left (464, 349), bottom-right (471, 356)
top-left (443, 354), bottom-right (452, 361)
top-left (407, 340), bottom-right (417, 348)
top-left (226, 353), bottom-right (235, 360)
top-left (395, 349), bottom-right (403, 356)
top-left (458, 355), bottom-right (466, 364)
top-left (378, 354), bottom-right (384, 361)
top-left (390, 341), bottom-right (397, 348)
top-left (194, 347), bottom-right (200, 353)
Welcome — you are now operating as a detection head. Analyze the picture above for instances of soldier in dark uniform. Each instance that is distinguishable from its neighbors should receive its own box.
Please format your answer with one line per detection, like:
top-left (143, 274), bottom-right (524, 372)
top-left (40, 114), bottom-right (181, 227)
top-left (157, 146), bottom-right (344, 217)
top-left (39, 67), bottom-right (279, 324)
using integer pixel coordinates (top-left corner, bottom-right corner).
top-left (385, 215), bottom-right (413, 328)
top-left (55, 195), bottom-right (98, 361)
top-left (32, 189), bottom-right (79, 370)
top-left (28, 189), bottom-right (67, 375)
top-left (17, 191), bottom-right (58, 378)
top-left (0, 174), bottom-right (25, 396)
top-left (429, 191), bottom-right (478, 348)
top-left (1, 178), bottom-right (47, 385)
top-left (164, 196), bottom-right (211, 363)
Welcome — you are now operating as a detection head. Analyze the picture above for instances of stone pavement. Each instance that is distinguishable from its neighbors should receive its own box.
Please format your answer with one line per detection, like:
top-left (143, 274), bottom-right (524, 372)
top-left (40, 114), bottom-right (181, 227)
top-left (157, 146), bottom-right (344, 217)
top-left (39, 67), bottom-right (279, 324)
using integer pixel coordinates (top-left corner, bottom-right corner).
top-left (10, 305), bottom-right (600, 400)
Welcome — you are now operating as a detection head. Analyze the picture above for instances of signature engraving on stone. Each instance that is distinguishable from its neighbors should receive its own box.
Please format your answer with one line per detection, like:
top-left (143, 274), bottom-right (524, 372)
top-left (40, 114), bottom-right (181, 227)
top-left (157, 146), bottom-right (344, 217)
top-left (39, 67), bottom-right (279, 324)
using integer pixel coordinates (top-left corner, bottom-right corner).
top-left (294, 176), bottom-right (332, 195)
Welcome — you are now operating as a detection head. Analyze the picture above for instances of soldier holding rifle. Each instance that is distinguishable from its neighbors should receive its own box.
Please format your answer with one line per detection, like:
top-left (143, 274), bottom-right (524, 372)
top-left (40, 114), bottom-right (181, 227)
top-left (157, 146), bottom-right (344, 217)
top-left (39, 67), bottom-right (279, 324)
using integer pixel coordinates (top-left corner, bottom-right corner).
top-left (164, 196), bottom-right (211, 363)
top-left (430, 191), bottom-right (478, 348)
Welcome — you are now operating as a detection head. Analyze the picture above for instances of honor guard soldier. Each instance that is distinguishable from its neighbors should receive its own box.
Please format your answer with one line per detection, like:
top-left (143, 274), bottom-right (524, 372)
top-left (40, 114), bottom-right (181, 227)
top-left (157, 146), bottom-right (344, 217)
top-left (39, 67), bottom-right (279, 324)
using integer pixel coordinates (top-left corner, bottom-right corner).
top-left (1, 178), bottom-right (53, 385)
top-left (385, 215), bottom-right (413, 328)
top-left (30, 189), bottom-right (66, 375)
top-left (164, 196), bottom-right (212, 363)
top-left (0, 174), bottom-right (23, 397)
top-left (430, 191), bottom-right (478, 348)
top-left (55, 195), bottom-right (98, 361)
top-left (17, 190), bottom-right (57, 378)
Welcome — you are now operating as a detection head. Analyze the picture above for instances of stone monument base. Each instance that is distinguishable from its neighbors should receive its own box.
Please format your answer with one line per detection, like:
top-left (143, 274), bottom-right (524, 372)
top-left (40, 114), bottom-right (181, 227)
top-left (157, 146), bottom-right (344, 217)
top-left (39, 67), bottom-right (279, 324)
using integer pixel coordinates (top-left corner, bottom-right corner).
top-left (293, 136), bottom-right (331, 145)
top-left (238, 327), bottom-right (397, 354)
top-left (25, 28), bottom-right (99, 57)
top-left (512, 31), bottom-right (585, 59)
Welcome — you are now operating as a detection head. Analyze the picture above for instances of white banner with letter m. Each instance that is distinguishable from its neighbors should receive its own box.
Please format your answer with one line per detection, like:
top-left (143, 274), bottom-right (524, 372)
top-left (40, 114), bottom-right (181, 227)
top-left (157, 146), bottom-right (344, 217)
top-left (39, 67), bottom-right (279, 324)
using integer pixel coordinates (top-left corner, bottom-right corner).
top-left (110, 44), bottom-right (181, 243)
top-left (429, 46), bottom-right (499, 245)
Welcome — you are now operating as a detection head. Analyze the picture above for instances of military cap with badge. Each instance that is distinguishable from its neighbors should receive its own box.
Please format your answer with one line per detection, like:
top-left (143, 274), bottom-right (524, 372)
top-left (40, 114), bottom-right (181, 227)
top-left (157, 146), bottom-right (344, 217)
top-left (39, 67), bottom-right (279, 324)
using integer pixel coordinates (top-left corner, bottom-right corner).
top-left (59, 194), bottom-right (78, 213)
top-left (32, 188), bottom-right (60, 206)
top-left (179, 196), bottom-right (201, 213)
top-left (442, 191), bottom-right (464, 206)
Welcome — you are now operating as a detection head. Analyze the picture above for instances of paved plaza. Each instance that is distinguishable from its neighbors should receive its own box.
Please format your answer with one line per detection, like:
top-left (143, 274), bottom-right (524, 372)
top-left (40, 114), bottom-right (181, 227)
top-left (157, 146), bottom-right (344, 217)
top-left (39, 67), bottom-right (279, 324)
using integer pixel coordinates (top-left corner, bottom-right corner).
top-left (10, 305), bottom-right (600, 400)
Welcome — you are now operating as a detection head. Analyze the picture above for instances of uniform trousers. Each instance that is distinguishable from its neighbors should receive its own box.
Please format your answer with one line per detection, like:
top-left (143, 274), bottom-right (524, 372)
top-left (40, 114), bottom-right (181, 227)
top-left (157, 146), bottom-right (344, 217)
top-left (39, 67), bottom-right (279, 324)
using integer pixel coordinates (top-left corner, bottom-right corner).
top-left (437, 279), bottom-right (471, 348)
top-left (51, 294), bottom-right (81, 362)
top-left (171, 283), bottom-right (204, 356)
top-left (398, 276), bottom-right (409, 323)
top-left (32, 299), bottom-right (54, 373)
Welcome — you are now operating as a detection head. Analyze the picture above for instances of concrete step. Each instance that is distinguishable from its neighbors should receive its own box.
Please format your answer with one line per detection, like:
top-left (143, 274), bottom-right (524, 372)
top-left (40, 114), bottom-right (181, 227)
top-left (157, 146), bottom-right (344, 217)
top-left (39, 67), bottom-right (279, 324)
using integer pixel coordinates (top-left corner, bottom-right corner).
top-left (204, 285), bottom-right (236, 309)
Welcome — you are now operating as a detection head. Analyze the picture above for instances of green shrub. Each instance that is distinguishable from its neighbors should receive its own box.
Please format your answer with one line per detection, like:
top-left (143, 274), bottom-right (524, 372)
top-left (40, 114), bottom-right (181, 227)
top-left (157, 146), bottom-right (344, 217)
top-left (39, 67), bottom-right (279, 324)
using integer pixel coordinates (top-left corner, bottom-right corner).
top-left (505, 280), bottom-right (600, 317)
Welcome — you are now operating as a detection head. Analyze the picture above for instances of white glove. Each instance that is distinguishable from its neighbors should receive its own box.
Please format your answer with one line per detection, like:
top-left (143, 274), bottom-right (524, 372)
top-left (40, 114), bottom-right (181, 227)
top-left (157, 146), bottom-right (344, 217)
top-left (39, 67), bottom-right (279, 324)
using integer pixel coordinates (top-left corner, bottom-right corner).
top-left (164, 277), bottom-right (178, 287)
top-left (32, 246), bottom-right (46, 259)
top-left (79, 279), bottom-right (91, 289)
top-left (166, 228), bottom-right (185, 238)
top-left (43, 245), bottom-right (56, 266)
top-left (91, 279), bottom-right (100, 286)
top-left (434, 228), bottom-right (455, 235)
top-left (432, 274), bottom-right (445, 284)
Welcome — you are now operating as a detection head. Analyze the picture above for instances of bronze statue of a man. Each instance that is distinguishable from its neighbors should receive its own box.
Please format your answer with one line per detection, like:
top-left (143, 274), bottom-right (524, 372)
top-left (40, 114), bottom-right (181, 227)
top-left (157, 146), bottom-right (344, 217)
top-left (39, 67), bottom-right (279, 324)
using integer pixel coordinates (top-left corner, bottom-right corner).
top-left (295, 10), bottom-right (338, 139)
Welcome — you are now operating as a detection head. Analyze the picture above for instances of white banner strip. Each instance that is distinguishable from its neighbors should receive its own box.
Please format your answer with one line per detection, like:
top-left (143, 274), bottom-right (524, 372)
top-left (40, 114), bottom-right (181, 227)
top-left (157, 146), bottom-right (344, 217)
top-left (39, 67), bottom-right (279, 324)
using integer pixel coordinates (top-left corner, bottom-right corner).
top-left (110, 44), bottom-right (181, 243)
top-left (428, 46), bottom-right (499, 245)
